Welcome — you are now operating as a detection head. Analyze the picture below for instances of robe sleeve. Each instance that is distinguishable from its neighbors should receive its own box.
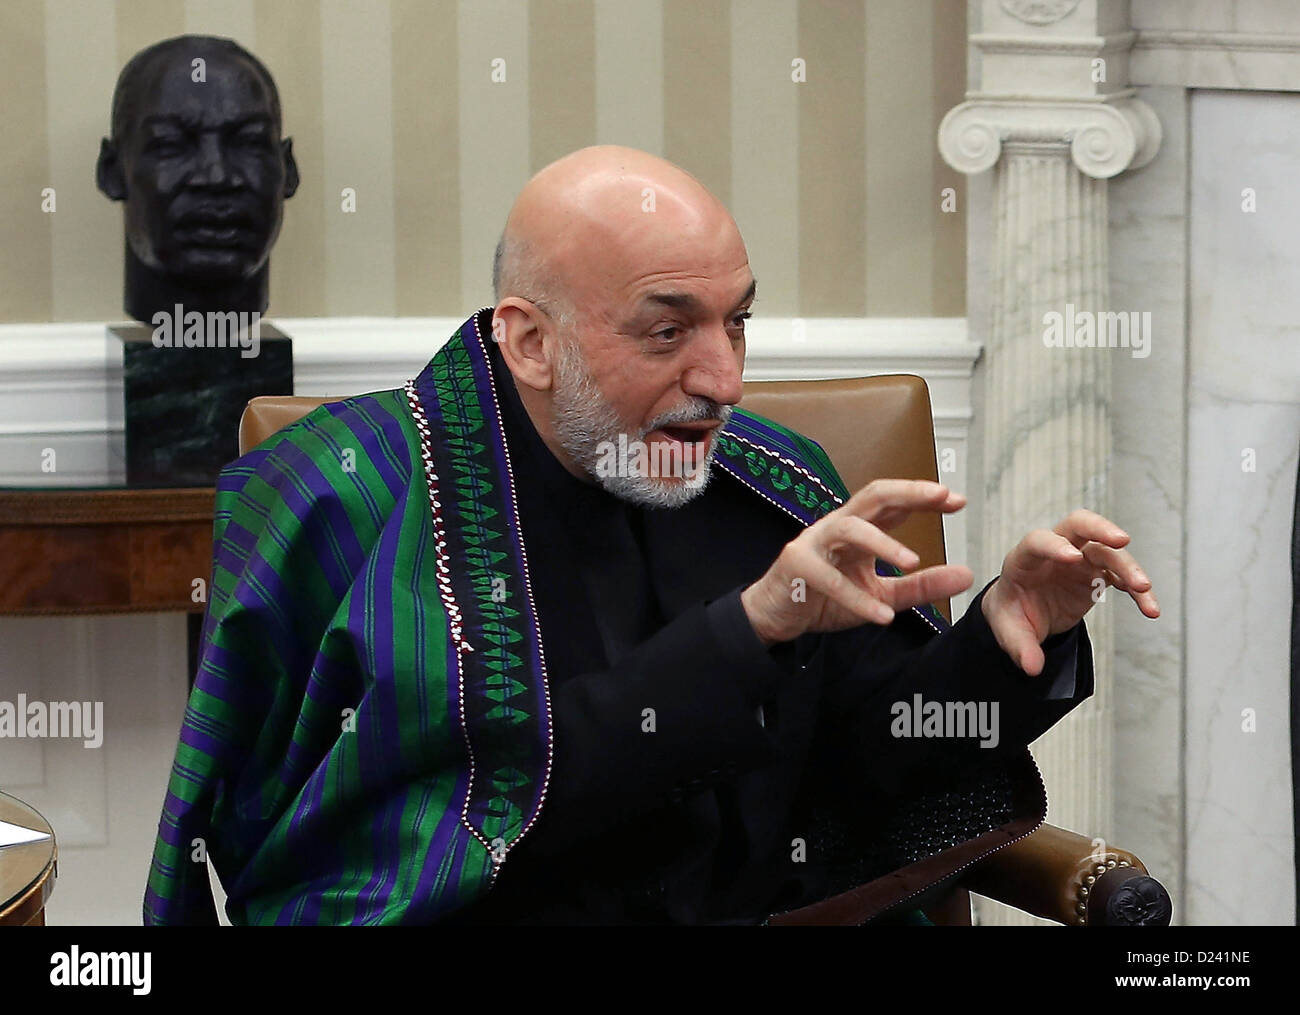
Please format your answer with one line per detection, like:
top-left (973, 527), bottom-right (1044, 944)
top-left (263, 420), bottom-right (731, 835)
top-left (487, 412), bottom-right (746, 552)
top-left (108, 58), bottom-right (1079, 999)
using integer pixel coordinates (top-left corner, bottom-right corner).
top-left (143, 404), bottom-right (394, 925)
top-left (815, 579), bottom-right (1094, 797)
top-left (143, 456), bottom-right (333, 926)
top-left (143, 465), bottom-right (269, 927)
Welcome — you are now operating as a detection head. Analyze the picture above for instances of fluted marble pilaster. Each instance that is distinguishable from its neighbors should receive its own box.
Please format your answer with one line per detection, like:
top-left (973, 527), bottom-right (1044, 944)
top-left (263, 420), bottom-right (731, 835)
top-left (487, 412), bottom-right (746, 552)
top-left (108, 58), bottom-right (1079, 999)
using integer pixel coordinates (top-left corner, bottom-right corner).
top-left (990, 145), bottom-right (1114, 923)
top-left (941, 94), bottom-right (1158, 924)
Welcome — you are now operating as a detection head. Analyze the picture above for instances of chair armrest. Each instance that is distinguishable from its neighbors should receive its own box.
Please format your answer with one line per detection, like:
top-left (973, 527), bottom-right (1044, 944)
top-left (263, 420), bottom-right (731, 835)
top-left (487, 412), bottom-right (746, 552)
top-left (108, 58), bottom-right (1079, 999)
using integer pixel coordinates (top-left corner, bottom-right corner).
top-left (961, 823), bottom-right (1172, 926)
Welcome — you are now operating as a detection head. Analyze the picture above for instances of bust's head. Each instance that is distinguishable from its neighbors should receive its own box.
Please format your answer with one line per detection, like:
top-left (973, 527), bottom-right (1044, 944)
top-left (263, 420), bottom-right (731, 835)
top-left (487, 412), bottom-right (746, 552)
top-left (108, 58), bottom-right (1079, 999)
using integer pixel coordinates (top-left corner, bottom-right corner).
top-left (97, 35), bottom-right (298, 292)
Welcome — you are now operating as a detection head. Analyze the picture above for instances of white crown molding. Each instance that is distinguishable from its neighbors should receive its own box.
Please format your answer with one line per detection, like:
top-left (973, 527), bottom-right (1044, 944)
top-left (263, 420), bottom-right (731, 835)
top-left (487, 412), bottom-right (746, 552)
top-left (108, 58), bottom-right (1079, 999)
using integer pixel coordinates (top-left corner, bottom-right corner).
top-left (0, 315), bottom-right (980, 435)
top-left (1135, 29), bottom-right (1300, 55)
top-left (938, 93), bottom-right (1162, 178)
top-left (274, 314), bottom-right (981, 375)
top-left (1130, 29), bottom-right (1300, 90)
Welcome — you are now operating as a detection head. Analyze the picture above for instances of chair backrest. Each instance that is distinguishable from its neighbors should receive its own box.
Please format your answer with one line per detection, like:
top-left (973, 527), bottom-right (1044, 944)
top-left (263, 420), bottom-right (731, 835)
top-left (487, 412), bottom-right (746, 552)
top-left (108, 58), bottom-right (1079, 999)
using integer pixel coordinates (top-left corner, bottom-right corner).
top-left (737, 377), bottom-right (947, 617)
top-left (239, 374), bottom-right (949, 618)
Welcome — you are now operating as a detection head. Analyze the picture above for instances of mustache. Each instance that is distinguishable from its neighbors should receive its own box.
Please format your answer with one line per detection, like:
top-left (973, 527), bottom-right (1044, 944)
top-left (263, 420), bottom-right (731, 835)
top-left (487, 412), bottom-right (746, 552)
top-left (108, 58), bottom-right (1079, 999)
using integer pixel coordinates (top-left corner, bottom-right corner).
top-left (644, 400), bottom-right (732, 434)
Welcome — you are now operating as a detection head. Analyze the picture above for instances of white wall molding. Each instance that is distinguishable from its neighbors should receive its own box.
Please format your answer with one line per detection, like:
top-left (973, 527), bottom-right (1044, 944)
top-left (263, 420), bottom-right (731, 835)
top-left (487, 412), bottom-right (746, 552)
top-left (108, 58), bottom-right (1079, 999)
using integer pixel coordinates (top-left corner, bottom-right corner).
top-left (1137, 29), bottom-right (1300, 54)
top-left (1131, 31), bottom-right (1300, 89)
top-left (1130, 0), bottom-right (1300, 91)
top-left (0, 315), bottom-right (979, 483)
top-left (0, 314), bottom-right (978, 412)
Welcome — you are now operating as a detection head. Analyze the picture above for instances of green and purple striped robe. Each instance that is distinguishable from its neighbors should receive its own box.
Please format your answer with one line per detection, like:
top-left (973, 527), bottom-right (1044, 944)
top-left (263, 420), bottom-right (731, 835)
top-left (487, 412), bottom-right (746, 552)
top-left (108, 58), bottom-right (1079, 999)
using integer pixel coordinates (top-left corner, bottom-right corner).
top-left (143, 309), bottom-right (947, 925)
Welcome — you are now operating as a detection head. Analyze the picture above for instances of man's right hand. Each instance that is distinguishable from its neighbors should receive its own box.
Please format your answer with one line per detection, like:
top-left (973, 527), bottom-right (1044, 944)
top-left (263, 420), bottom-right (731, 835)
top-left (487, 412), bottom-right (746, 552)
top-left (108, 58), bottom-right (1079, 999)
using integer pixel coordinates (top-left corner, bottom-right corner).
top-left (739, 479), bottom-right (975, 647)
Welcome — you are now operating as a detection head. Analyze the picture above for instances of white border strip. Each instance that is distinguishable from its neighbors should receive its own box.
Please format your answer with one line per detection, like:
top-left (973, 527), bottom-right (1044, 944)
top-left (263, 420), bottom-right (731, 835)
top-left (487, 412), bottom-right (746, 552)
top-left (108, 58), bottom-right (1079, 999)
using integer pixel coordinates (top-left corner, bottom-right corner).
top-left (0, 315), bottom-right (980, 430)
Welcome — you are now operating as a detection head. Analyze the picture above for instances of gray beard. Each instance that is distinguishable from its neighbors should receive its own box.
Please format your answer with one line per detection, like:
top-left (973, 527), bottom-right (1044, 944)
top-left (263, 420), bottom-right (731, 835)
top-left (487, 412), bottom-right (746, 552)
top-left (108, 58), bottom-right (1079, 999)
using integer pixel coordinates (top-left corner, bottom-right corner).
top-left (549, 335), bottom-right (731, 510)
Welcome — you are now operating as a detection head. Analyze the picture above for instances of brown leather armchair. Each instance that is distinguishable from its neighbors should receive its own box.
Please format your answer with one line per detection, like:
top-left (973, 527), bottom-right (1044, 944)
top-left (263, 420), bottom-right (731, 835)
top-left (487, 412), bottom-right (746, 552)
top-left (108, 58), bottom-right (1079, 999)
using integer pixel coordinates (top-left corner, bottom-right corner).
top-left (238, 376), bottom-right (1172, 927)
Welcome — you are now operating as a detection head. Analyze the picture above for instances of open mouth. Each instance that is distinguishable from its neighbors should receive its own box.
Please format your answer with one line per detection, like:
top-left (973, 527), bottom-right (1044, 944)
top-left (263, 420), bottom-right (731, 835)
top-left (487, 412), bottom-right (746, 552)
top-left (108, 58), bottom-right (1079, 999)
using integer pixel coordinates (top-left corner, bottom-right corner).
top-left (657, 426), bottom-right (708, 445)
top-left (651, 422), bottom-right (720, 446)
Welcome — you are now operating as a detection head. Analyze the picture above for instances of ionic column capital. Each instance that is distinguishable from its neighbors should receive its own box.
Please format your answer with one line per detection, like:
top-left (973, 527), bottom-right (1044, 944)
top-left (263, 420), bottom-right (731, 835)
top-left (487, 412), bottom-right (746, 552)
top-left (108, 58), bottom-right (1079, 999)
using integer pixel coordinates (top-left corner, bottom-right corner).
top-left (938, 94), bottom-right (1161, 179)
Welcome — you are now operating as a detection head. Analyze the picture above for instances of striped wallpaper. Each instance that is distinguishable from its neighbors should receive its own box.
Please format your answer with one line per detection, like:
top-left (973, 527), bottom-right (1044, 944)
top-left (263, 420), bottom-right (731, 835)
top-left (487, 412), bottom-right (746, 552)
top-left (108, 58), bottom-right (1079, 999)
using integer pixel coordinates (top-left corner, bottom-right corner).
top-left (0, 0), bottom-right (967, 324)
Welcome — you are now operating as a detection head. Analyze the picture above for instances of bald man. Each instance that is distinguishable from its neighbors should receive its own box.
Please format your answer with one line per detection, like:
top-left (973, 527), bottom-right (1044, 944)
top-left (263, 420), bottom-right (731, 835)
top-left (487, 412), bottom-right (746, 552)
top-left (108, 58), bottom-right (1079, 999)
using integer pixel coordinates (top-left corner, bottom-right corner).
top-left (145, 146), bottom-right (1157, 926)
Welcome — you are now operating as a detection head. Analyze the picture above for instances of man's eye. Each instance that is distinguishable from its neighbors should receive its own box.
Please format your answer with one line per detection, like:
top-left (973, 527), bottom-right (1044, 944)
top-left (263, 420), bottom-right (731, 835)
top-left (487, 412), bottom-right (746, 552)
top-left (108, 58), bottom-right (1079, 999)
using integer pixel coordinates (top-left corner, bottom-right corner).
top-left (651, 327), bottom-right (680, 343)
top-left (731, 312), bottom-right (752, 328)
top-left (146, 138), bottom-right (185, 154)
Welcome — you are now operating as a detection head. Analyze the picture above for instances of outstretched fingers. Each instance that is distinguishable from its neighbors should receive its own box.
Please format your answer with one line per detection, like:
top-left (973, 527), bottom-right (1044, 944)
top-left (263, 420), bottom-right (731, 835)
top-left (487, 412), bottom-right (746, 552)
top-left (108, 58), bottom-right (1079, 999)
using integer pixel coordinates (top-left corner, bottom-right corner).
top-left (1015, 527), bottom-right (1087, 568)
top-left (818, 513), bottom-right (920, 573)
top-left (1054, 509), bottom-right (1129, 550)
top-left (841, 479), bottom-right (967, 531)
top-left (1082, 541), bottom-right (1160, 618)
top-left (879, 563), bottom-right (974, 613)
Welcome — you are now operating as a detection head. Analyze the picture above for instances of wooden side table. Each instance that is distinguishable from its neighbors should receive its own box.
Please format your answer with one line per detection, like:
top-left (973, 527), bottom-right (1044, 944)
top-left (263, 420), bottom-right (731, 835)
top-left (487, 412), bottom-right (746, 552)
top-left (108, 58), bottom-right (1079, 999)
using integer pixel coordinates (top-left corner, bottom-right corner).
top-left (0, 792), bottom-right (57, 926)
top-left (0, 486), bottom-right (216, 680)
top-left (0, 487), bottom-right (215, 615)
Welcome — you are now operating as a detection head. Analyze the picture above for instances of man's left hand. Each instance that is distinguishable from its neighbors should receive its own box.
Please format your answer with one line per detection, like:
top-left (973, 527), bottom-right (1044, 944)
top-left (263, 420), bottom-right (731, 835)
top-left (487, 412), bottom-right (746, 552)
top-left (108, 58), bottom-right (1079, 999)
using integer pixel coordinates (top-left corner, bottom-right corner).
top-left (982, 509), bottom-right (1160, 676)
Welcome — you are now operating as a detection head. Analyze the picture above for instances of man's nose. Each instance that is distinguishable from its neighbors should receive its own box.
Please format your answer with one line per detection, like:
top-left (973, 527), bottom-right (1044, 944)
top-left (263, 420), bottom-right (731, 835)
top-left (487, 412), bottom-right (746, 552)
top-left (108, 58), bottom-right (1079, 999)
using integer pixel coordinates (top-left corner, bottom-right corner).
top-left (680, 326), bottom-right (745, 407)
top-left (191, 135), bottom-right (239, 188)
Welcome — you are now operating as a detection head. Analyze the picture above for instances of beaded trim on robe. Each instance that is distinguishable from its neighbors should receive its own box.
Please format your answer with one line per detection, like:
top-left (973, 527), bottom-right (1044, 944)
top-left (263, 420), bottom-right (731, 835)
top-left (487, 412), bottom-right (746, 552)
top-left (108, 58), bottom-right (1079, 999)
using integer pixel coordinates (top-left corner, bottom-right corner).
top-left (406, 309), bottom-right (555, 882)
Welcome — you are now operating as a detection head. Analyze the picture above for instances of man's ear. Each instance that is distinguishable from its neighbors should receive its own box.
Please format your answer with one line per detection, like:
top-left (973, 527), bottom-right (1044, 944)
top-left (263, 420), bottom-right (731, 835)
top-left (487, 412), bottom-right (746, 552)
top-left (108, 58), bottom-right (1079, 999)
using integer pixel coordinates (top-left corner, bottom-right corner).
top-left (281, 137), bottom-right (299, 199)
top-left (96, 138), bottom-right (126, 201)
top-left (493, 300), bottom-right (556, 393)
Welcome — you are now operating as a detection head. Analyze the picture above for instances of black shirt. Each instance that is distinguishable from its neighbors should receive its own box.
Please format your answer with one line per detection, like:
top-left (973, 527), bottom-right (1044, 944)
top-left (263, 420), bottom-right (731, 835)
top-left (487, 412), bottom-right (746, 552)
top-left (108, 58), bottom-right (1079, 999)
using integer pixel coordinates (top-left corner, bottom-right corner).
top-left (444, 334), bottom-right (1089, 925)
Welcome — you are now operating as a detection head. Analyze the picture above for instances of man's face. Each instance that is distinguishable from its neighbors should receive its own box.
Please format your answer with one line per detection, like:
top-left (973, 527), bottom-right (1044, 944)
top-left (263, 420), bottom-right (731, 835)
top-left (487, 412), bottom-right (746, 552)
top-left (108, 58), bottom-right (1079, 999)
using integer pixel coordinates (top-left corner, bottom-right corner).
top-left (115, 52), bottom-right (291, 284)
top-left (547, 222), bottom-right (753, 508)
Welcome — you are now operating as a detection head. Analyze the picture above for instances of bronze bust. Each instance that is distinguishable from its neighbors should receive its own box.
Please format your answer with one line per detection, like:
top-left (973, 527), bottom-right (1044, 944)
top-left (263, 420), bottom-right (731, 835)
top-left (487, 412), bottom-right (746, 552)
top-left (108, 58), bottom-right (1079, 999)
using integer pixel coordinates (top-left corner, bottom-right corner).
top-left (96, 35), bottom-right (299, 324)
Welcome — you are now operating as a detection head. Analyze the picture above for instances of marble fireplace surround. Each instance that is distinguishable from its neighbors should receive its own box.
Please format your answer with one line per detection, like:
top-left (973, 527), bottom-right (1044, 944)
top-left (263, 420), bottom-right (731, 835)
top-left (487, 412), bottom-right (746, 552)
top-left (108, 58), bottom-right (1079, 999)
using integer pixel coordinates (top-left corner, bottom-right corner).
top-left (950, 0), bottom-right (1300, 925)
